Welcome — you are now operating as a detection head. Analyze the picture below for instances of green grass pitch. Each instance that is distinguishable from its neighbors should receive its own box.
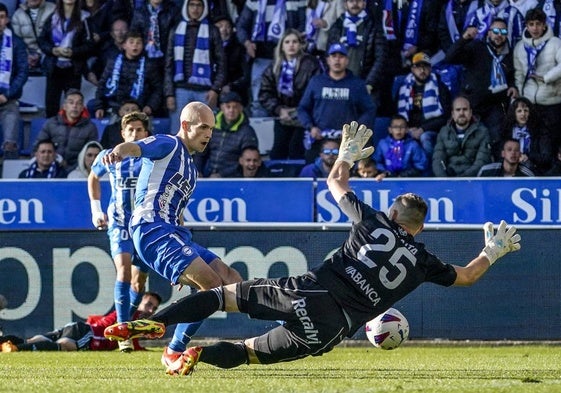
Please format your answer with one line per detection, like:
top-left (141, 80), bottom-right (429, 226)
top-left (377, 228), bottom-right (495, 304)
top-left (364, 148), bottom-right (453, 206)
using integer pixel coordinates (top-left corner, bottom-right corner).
top-left (2, 344), bottom-right (561, 393)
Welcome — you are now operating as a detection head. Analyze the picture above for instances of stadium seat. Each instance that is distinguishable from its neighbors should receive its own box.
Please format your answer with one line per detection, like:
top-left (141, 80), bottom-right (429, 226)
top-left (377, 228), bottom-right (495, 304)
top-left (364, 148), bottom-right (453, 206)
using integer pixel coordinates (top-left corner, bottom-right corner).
top-left (249, 117), bottom-right (274, 155)
top-left (151, 117), bottom-right (171, 134)
top-left (372, 117), bottom-right (390, 148)
top-left (19, 117), bottom-right (46, 156)
top-left (91, 118), bottom-right (111, 141)
top-left (264, 159), bottom-right (306, 177)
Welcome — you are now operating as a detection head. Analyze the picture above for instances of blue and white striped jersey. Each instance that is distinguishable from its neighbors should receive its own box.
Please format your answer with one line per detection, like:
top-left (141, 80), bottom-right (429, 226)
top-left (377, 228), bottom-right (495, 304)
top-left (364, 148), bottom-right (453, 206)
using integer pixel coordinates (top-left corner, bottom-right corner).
top-left (91, 150), bottom-right (143, 228)
top-left (131, 135), bottom-right (198, 227)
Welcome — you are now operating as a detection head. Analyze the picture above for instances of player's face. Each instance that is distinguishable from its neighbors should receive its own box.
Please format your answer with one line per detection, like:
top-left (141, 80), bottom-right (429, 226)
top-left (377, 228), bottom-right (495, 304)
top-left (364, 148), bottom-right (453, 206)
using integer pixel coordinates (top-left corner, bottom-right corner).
top-left (515, 103), bottom-right (530, 126)
top-left (526, 20), bottom-right (546, 39)
top-left (121, 120), bottom-right (148, 142)
top-left (136, 295), bottom-right (160, 318)
top-left (239, 149), bottom-right (261, 176)
top-left (502, 141), bottom-right (521, 164)
top-left (184, 110), bottom-right (215, 153)
top-left (123, 37), bottom-right (144, 59)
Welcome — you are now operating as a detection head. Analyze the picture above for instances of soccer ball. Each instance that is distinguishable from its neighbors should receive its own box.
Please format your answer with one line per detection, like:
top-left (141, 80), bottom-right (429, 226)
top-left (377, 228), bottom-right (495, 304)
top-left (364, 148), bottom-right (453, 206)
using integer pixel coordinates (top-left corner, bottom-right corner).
top-left (365, 308), bottom-right (409, 350)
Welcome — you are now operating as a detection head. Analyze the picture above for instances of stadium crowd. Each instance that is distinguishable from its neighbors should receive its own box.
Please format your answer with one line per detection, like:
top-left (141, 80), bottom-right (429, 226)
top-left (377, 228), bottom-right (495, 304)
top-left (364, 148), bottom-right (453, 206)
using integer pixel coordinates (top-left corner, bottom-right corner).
top-left (0, 0), bottom-right (560, 178)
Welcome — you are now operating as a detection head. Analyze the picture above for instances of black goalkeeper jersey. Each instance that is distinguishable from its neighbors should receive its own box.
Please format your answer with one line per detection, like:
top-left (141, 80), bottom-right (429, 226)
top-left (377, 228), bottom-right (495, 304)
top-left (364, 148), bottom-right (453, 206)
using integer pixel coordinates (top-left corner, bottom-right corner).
top-left (310, 192), bottom-right (457, 336)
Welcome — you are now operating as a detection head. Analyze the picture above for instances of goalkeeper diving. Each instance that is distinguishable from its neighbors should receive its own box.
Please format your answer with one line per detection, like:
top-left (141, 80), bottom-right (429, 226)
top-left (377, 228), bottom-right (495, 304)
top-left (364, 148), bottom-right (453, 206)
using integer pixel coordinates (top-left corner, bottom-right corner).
top-left (104, 121), bottom-right (521, 376)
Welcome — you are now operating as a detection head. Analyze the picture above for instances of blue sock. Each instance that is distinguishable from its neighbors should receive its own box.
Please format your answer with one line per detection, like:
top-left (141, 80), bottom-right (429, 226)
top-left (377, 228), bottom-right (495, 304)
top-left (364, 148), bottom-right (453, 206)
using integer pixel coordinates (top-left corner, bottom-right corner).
top-left (129, 289), bottom-right (143, 318)
top-left (114, 281), bottom-right (131, 323)
top-left (168, 321), bottom-right (203, 353)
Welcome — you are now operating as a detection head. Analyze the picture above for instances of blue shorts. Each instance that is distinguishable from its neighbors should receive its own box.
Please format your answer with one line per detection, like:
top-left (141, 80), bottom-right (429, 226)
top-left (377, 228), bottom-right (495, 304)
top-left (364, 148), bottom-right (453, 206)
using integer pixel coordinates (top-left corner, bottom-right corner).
top-left (131, 222), bottom-right (219, 284)
top-left (107, 224), bottom-right (149, 273)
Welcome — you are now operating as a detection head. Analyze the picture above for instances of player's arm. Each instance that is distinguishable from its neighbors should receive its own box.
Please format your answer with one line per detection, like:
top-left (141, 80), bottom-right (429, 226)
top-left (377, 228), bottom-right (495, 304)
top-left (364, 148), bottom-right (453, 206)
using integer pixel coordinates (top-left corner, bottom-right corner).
top-left (453, 221), bottom-right (521, 286)
top-left (327, 122), bottom-right (374, 202)
top-left (102, 142), bottom-right (141, 165)
top-left (88, 158), bottom-right (107, 230)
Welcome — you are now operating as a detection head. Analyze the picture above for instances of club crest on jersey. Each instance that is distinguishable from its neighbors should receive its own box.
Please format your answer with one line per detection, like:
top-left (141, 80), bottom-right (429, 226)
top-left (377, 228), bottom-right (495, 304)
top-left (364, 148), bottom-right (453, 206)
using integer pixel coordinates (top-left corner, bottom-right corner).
top-left (182, 246), bottom-right (194, 256)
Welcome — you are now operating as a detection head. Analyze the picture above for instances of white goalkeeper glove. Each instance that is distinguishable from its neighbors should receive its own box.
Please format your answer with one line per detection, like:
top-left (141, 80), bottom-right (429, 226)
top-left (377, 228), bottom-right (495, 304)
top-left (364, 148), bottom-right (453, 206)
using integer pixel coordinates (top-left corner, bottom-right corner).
top-left (90, 200), bottom-right (107, 230)
top-left (479, 220), bottom-right (521, 265)
top-left (336, 121), bottom-right (375, 166)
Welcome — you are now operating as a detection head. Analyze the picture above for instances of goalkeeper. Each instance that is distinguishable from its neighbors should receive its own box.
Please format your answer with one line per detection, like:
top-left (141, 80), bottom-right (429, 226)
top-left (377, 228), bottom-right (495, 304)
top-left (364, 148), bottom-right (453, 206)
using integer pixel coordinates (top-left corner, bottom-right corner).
top-left (104, 121), bottom-right (522, 376)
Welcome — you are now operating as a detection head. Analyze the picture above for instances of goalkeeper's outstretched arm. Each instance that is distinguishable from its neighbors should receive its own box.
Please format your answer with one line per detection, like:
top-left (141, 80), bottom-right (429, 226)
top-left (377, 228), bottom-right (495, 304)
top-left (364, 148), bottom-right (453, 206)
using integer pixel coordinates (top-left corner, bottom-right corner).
top-left (327, 160), bottom-right (353, 203)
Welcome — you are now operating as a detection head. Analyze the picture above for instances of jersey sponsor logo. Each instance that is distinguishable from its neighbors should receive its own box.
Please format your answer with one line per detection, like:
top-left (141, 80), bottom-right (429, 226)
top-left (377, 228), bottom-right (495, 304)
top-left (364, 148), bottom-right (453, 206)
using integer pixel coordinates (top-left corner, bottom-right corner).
top-left (344, 266), bottom-right (381, 305)
top-left (181, 246), bottom-right (194, 256)
top-left (292, 298), bottom-right (321, 344)
top-left (116, 177), bottom-right (138, 189)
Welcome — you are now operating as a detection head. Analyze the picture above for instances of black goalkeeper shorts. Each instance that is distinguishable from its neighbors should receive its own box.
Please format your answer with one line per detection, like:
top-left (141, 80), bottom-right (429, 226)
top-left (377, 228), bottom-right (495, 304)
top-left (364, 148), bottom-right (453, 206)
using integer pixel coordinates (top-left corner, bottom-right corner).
top-left (42, 321), bottom-right (94, 350)
top-left (236, 274), bottom-right (350, 364)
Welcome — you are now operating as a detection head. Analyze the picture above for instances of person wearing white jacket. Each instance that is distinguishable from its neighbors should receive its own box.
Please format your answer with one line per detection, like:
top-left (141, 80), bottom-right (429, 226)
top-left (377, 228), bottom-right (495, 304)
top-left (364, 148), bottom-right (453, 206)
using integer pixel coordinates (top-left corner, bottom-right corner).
top-left (514, 7), bottom-right (561, 147)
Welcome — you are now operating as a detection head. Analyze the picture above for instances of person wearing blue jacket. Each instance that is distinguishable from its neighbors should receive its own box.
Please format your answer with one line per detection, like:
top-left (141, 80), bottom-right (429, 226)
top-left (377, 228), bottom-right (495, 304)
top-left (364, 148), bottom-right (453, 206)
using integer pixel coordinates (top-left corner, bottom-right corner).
top-left (298, 43), bottom-right (375, 162)
top-left (373, 114), bottom-right (429, 179)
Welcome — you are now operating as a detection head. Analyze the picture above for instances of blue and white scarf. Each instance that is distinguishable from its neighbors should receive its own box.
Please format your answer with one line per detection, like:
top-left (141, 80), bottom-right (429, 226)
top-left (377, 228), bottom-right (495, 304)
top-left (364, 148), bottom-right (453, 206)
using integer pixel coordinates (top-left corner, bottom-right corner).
top-left (471, 0), bottom-right (509, 40)
top-left (0, 28), bottom-right (13, 90)
top-left (445, 0), bottom-right (478, 42)
top-left (252, 0), bottom-right (286, 42)
top-left (524, 40), bottom-right (547, 80)
top-left (397, 73), bottom-right (444, 120)
top-left (403, 0), bottom-right (424, 49)
top-left (305, 1), bottom-right (327, 49)
top-left (513, 125), bottom-right (531, 154)
top-left (51, 13), bottom-right (76, 68)
top-left (487, 45), bottom-right (507, 93)
top-left (145, 4), bottom-right (163, 58)
top-left (543, 0), bottom-right (559, 33)
top-left (278, 58), bottom-right (296, 96)
top-left (382, 0), bottom-right (397, 40)
top-left (173, 19), bottom-right (212, 86)
top-left (24, 160), bottom-right (58, 178)
top-left (342, 10), bottom-right (367, 47)
top-left (105, 54), bottom-right (146, 99)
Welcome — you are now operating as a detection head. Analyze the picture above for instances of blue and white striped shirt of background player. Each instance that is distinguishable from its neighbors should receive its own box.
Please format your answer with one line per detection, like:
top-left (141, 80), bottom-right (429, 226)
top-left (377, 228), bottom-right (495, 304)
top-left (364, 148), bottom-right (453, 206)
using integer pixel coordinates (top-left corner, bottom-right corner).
top-left (129, 134), bottom-right (220, 285)
top-left (91, 150), bottom-right (145, 261)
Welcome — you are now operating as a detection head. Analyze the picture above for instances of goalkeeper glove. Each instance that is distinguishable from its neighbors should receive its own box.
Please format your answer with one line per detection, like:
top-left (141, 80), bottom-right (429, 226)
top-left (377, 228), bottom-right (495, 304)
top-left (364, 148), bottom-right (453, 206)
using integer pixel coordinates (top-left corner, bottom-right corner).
top-left (336, 121), bottom-right (375, 166)
top-left (479, 220), bottom-right (521, 265)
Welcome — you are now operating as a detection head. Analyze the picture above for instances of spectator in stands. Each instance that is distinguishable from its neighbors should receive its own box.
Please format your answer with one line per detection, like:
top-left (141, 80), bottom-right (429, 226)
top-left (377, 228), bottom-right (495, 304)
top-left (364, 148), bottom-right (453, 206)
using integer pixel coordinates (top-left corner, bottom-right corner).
top-left (327, 0), bottom-right (388, 115)
top-left (437, 0), bottom-right (481, 53)
top-left (67, 140), bottom-right (103, 178)
top-left (164, 0), bottom-right (225, 133)
top-left (468, 0), bottom-right (525, 47)
top-left (93, 30), bottom-right (162, 120)
top-left (214, 14), bottom-right (249, 105)
top-left (514, 8), bottom-right (561, 149)
top-left (304, 0), bottom-right (345, 59)
top-left (298, 43), bottom-right (374, 163)
top-left (131, 0), bottom-right (180, 115)
top-left (373, 114), bottom-right (429, 180)
top-left (445, 18), bottom-right (518, 159)
top-left (18, 138), bottom-right (67, 178)
top-left (38, 0), bottom-right (93, 118)
top-left (100, 99), bottom-right (141, 148)
top-left (83, 0), bottom-right (114, 51)
top-left (11, 0), bottom-right (56, 76)
top-left (396, 51), bottom-right (451, 165)
top-left (536, 0), bottom-right (561, 37)
top-left (35, 89), bottom-right (98, 169)
top-left (87, 18), bottom-right (129, 85)
top-left (477, 138), bottom-right (535, 176)
top-left (354, 157), bottom-right (378, 177)
top-left (501, 96), bottom-right (553, 175)
top-left (232, 145), bottom-right (271, 177)
top-left (0, 3), bottom-right (29, 160)
top-left (259, 29), bottom-right (321, 161)
top-left (299, 138), bottom-right (340, 178)
top-left (194, 91), bottom-right (258, 177)
top-left (545, 144), bottom-right (561, 176)
top-left (0, 292), bottom-right (161, 352)
top-left (432, 96), bottom-right (492, 177)
top-left (235, 0), bottom-right (306, 117)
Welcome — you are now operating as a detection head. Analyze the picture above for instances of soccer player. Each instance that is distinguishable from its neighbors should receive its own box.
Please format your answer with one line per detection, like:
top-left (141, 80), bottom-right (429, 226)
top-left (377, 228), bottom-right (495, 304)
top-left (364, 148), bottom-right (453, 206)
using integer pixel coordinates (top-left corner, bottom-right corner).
top-left (88, 111), bottom-right (151, 352)
top-left (104, 122), bottom-right (521, 375)
top-left (101, 101), bottom-right (242, 373)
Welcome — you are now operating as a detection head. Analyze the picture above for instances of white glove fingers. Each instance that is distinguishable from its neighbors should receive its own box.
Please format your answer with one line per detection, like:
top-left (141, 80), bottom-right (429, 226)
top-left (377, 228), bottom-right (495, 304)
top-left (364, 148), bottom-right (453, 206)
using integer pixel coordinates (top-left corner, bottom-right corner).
top-left (505, 225), bottom-right (517, 239)
top-left (349, 121), bottom-right (359, 135)
top-left (483, 222), bottom-right (494, 244)
top-left (510, 233), bottom-right (521, 244)
top-left (511, 243), bottom-right (521, 251)
top-left (497, 220), bottom-right (507, 235)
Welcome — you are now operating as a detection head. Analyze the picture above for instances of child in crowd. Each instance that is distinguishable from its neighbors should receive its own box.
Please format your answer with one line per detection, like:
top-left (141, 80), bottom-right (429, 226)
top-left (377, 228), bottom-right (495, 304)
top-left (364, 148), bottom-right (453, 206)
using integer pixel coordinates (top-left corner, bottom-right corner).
top-left (373, 114), bottom-right (428, 180)
top-left (93, 31), bottom-right (162, 121)
top-left (99, 100), bottom-right (142, 148)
